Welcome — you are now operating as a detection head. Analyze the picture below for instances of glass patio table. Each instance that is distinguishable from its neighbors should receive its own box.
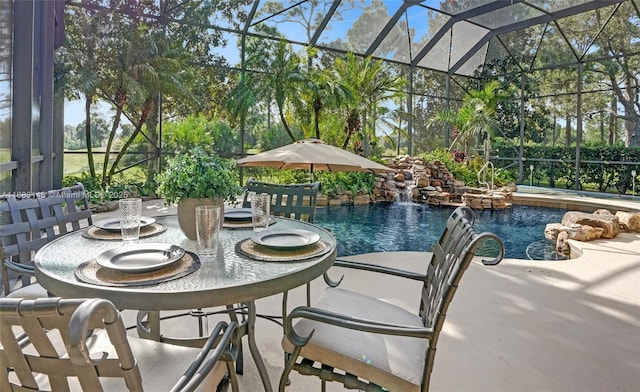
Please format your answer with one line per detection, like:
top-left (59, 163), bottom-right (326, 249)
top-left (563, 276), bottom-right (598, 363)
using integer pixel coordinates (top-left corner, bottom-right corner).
top-left (34, 215), bottom-right (337, 392)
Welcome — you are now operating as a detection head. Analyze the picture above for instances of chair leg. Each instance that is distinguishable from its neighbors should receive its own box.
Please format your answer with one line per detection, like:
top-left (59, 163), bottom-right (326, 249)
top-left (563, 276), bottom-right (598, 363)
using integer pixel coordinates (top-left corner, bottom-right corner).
top-left (225, 304), bottom-right (244, 375)
top-left (245, 301), bottom-right (273, 391)
top-left (189, 308), bottom-right (208, 336)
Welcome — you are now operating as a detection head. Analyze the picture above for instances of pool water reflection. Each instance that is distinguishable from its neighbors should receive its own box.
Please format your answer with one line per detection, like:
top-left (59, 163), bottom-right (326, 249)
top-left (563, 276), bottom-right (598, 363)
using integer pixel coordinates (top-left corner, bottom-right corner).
top-left (314, 203), bottom-right (567, 260)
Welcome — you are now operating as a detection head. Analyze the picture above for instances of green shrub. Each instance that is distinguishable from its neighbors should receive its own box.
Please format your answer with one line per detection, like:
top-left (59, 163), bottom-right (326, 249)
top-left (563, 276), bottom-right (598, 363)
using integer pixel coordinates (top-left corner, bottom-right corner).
top-left (155, 146), bottom-right (242, 204)
top-left (317, 171), bottom-right (375, 196)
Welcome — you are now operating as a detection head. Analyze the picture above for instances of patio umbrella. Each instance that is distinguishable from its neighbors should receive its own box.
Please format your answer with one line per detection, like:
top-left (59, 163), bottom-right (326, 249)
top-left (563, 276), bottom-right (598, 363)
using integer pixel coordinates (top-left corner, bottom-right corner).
top-left (237, 139), bottom-right (395, 177)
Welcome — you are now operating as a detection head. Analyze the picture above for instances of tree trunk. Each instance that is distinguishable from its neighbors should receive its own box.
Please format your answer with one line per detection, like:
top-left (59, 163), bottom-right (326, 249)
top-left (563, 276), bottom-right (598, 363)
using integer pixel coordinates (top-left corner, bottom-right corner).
top-left (609, 95), bottom-right (617, 145)
top-left (102, 104), bottom-right (123, 187)
top-left (145, 94), bottom-right (160, 183)
top-left (109, 98), bottom-right (154, 181)
top-left (313, 98), bottom-right (321, 140)
top-left (84, 95), bottom-right (96, 178)
top-left (565, 116), bottom-right (571, 146)
top-left (277, 103), bottom-right (296, 142)
top-left (624, 110), bottom-right (640, 147)
top-left (630, 120), bottom-right (640, 147)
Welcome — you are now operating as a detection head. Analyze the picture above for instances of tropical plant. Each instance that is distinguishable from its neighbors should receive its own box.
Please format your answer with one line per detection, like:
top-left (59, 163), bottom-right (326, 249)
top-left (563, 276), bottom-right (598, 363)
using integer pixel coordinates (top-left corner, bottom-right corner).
top-left (332, 53), bottom-right (406, 152)
top-left (295, 59), bottom-right (353, 140)
top-left (427, 80), bottom-right (503, 162)
top-left (62, 0), bottom-right (246, 187)
top-left (317, 171), bottom-right (376, 197)
top-left (230, 38), bottom-right (304, 143)
top-left (155, 146), bottom-right (242, 205)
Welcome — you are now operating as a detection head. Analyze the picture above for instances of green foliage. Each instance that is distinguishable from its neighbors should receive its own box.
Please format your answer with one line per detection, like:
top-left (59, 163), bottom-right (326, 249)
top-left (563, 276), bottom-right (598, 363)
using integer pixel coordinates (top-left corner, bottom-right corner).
top-left (63, 173), bottom-right (104, 203)
top-left (419, 148), bottom-right (514, 188)
top-left (63, 172), bottom-right (157, 203)
top-left (258, 125), bottom-right (303, 152)
top-left (164, 115), bottom-right (214, 152)
top-left (493, 142), bottom-right (640, 193)
top-left (155, 146), bottom-right (242, 204)
top-left (160, 114), bottom-right (241, 157)
top-left (420, 148), bottom-right (454, 165)
top-left (271, 170), bottom-right (313, 185)
top-left (243, 169), bottom-right (376, 197)
top-left (317, 171), bottom-right (375, 196)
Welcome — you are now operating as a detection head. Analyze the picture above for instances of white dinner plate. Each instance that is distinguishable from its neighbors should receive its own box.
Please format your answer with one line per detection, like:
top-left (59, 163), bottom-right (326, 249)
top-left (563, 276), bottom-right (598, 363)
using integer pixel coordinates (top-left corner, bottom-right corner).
top-left (93, 216), bottom-right (156, 232)
top-left (250, 229), bottom-right (320, 250)
top-left (224, 208), bottom-right (253, 221)
top-left (96, 243), bottom-right (185, 272)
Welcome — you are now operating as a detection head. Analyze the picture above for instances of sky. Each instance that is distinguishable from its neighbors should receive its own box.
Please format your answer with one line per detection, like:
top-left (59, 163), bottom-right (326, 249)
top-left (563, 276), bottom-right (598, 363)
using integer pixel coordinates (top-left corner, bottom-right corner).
top-left (64, 99), bottom-right (87, 127)
top-left (64, 99), bottom-right (129, 128)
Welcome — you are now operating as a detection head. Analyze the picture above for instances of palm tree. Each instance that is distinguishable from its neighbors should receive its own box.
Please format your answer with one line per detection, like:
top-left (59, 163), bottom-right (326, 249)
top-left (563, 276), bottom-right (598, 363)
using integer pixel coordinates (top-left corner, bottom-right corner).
top-left (333, 53), bottom-right (406, 153)
top-left (297, 66), bottom-right (353, 140)
top-left (428, 80), bottom-right (502, 162)
top-left (63, 8), bottom-right (105, 178)
top-left (232, 39), bottom-right (303, 143)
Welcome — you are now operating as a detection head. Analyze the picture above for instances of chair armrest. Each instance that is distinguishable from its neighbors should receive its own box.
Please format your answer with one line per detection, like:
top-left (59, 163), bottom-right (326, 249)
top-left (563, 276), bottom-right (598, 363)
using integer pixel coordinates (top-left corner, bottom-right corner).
top-left (68, 299), bottom-right (237, 392)
top-left (171, 320), bottom-right (238, 392)
top-left (3, 259), bottom-right (36, 275)
top-left (333, 258), bottom-right (426, 281)
top-left (284, 305), bottom-right (433, 347)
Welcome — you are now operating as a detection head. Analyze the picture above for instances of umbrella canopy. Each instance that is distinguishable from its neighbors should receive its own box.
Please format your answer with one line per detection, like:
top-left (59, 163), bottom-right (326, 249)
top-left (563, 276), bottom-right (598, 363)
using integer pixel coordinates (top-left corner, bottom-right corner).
top-left (237, 139), bottom-right (394, 174)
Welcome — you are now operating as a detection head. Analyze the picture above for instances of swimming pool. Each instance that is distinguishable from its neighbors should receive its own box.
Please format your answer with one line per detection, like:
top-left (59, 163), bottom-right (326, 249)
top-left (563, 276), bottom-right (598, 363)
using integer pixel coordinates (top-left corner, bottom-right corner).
top-left (313, 203), bottom-right (567, 260)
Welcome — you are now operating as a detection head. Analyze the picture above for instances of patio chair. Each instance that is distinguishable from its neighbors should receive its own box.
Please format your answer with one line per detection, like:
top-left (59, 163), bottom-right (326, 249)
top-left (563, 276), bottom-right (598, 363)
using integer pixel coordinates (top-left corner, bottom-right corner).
top-left (279, 206), bottom-right (505, 392)
top-left (0, 182), bottom-right (92, 297)
top-left (241, 178), bottom-right (320, 223)
top-left (0, 297), bottom-right (238, 392)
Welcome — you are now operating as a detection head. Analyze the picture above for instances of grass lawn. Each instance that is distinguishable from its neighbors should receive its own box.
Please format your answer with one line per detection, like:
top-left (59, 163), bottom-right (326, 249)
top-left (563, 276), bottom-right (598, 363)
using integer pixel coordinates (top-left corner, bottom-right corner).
top-left (64, 151), bottom-right (148, 184)
top-left (64, 151), bottom-right (105, 176)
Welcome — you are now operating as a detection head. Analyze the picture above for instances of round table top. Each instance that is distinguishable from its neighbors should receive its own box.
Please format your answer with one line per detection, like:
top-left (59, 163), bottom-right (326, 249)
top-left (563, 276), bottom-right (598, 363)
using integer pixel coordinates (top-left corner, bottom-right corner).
top-left (35, 216), bottom-right (336, 310)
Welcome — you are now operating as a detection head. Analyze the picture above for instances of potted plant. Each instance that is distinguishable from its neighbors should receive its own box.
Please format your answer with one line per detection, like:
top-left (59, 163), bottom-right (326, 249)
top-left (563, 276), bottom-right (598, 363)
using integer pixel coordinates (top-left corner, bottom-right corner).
top-left (156, 146), bottom-right (242, 239)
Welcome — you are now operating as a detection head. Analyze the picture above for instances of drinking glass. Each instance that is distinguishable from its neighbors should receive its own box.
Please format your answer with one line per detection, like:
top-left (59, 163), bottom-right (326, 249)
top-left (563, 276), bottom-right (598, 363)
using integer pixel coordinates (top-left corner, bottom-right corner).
top-left (119, 198), bottom-right (142, 245)
top-left (195, 205), bottom-right (222, 258)
top-left (251, 192), bottom-right (271, 232)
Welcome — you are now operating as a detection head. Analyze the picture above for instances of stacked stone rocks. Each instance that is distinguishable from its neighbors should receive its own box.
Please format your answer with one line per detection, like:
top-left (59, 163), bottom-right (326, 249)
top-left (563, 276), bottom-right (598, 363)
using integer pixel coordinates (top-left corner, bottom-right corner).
top-left (322, 154), bottom-right (512, 208)
top-left (375, 154), bottom-right (512, 209)
top-left (545, 209), bottom-right (640, 255)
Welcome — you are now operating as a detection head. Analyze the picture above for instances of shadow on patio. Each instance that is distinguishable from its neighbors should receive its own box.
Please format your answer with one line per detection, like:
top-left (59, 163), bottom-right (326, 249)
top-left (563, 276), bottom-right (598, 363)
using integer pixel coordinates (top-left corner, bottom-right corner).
top-left (119, 229), bottom-right (639, 391)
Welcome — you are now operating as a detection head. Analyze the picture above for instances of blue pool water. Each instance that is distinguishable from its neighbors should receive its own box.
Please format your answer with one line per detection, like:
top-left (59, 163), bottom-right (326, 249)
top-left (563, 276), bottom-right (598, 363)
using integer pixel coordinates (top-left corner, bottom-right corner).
top-left (313, 203), bottom-right (567, 260)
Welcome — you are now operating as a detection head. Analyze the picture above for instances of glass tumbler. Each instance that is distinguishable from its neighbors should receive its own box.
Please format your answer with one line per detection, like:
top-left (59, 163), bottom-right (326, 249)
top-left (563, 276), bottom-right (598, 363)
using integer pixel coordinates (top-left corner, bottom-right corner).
top-left (119, 198), bottom-right (142, 245)
top-left (195, 205), bottom-right (222, 258)
top-left (251, 192), bottom-right (271, 232)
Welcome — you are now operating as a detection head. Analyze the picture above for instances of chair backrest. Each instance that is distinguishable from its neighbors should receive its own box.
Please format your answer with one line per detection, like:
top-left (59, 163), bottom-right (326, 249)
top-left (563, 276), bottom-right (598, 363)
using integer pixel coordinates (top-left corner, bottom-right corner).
top-left (0, 194), bottom-right (59, 294)
top-left (241, 178), bottom-right (320, 222)
top-left (0, 297), bottom-right (141, 392)
top-left (41, 182), bottom-right (93, 235)
top-left (419, 206), bottom-right (504, 387)
top-left (0, 195), bottom-right (58, 265)
top-left (0, 182), bottom-right (93, 294)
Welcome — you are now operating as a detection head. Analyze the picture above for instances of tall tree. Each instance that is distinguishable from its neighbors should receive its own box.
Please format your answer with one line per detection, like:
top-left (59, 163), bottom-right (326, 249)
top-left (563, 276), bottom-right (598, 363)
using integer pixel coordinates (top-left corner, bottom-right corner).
top-left (428, 80), bottom-right (503, 161)
top-left (332, 53), bottom-right (406, 152)
top-left (592, 2), bottom-right (640, 147)
top-left (61, 5), bottom-right (106, 177)
top-left (64, 0), bottom-right (249, 186)
top-left (296, 63), bottom-right (353, 140)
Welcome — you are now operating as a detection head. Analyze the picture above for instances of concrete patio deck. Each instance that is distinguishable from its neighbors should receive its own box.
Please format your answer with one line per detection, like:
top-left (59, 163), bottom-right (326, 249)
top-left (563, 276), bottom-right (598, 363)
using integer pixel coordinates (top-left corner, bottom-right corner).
top-left (104, 195), bottom-right (640, 391)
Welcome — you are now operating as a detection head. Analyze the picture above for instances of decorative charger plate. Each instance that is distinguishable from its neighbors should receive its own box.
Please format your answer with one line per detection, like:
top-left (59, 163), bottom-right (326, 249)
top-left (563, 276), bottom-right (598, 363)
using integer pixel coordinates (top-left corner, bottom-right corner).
top-left (96, 243), bottom-right (185, 273)
top-left (224, 208), bottom-right (253, 222)
top-left (235, 238), bottom-right (331, 262)
top-left (82, 223), bottom-right (167, 240)
top-left (224, 219), bottom-right (276, 229)
top-left (75, 251), bottom-right (200, 287)
top-left (93, 216), bottom-right (156, 232)
top-left (250, 228), bottom-right (320, 250)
